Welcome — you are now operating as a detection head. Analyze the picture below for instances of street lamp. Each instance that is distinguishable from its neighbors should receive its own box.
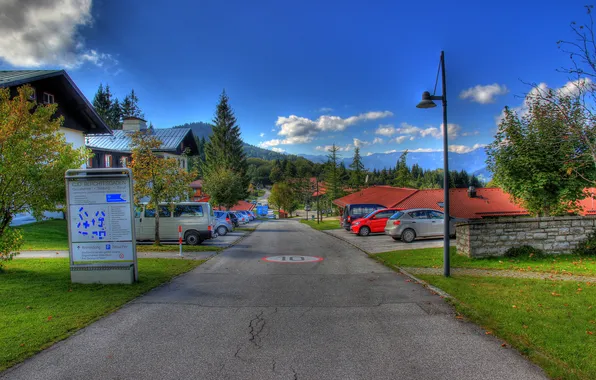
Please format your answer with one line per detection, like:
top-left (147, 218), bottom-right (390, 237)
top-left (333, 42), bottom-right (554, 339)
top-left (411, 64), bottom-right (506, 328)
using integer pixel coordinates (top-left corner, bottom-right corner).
top-left (416, 50), bottom-right (450, 277)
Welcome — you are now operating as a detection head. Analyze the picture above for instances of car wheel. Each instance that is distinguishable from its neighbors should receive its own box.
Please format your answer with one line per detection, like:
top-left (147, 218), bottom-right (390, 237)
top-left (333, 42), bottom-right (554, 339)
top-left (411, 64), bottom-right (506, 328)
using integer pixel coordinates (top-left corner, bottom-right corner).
top-left (217, 226), bottom-right (228, 236)
top-left (401, 229), bottom-right (416, 243)
top-left (392, 237), bottom-right (400, 241)
top-left (185, 231), bottom-right (201, 246)
top-left (359, 226), bottom-right (371, 236)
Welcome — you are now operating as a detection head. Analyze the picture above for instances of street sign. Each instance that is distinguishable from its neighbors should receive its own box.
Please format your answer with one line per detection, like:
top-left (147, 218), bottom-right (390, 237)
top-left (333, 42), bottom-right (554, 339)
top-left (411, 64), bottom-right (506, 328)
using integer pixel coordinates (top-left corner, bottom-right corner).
top-left (262, 256), bottom-right (323, 263)
top-left (65, 168), bottom-right (137, 284)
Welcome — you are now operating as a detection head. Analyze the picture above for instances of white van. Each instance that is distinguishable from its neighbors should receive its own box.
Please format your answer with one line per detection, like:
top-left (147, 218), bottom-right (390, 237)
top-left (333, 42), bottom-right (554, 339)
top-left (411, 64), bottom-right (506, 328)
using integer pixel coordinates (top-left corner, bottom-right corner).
top-left (134, 202), bottom-right (215, 245)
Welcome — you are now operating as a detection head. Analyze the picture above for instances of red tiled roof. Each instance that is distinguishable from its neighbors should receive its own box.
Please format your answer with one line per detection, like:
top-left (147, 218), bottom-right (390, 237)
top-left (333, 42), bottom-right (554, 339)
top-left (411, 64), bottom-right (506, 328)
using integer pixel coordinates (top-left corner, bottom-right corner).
top-left (394, 188), bottom-right (529, 219)
top-left (332, 186), bottom-right (418, 208)
top-left (189, 179), bottom-right (203, 189)
top-left (229, 201), bottom-right (256, 211)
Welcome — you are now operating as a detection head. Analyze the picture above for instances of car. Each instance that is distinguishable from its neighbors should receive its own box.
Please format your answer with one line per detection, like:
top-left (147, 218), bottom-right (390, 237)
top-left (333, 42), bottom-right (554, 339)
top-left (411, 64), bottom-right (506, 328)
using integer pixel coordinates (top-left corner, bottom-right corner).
top-left (232, 211), bottom-right (249, 224)
top-left (213, 211), bottom-right (235, 236)
top-left (240, 210), bottom-right (255, 221)
top-left (350, 208), bottom-right (402, 236)
top-left (340, 203), bottom-right (386, 230)
top-left (384, 208), bottom-right (462, 243)
top-left (267, 211), bottom-right (275, 219)
top-left (228, 212), bottom-right (239, 227)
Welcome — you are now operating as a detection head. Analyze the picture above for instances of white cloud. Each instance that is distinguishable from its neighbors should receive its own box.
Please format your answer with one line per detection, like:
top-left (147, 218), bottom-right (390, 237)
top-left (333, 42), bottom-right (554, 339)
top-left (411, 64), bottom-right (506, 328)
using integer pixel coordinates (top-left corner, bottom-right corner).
top-left (408, 148), bottom-right (441, 153)
top-left (557, 78), bottom-right (594, 98)
top-left (396, 122), bottom-right (421, 135)
top-left (271, 147), bottom-right (285, 153)
top-left (318, 107), bottom-right (334, 113)
top-left (315, 144), bottom-right (352, 152)
top-left (272, 110), bottom-right (392, 145)
top-left (259, 132), bottom-right (265, 138)
top-left (366, 152), bottom-right (374, 156)
top-left (460, 83), bottom-right (509, 104)
top-left (259, 136), bottom-right (314, 148)
top-left (0, 0), bottom-right (115, 69)
top-left (390, 136), bottom-right (408, 144)
top-left (259, 139), bottom-right (282, 148)
top-left (396, 123), bottom-right (460, 140)
top-left (271, 128), bottom-right (276, 132)
top-left (375, 124), bottom-right (396, 136)
top-left (353, 138), bottom-right (370, 148)
top-left (461, 130), bottom-right (480, 137)
top-left (372, 137), bottom-right (384, 144)
top-left (448, 144), bottom-right (487, 154)
top-left (385, 149), bottom-right (397, 154)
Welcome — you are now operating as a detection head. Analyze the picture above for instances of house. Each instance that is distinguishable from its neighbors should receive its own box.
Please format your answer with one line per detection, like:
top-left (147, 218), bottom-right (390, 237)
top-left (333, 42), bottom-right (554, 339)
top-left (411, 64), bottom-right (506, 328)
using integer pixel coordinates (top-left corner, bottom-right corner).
top-left (190, 180), bottom-right (205, 201)
top-left (332, 186), bottom-right (529, 219)
top-left (0, 70), bottom-right (112, 225)
top-left (85, 117), bottom-right (198, 170)
top-left (0, 70), bottom-right (112, 157)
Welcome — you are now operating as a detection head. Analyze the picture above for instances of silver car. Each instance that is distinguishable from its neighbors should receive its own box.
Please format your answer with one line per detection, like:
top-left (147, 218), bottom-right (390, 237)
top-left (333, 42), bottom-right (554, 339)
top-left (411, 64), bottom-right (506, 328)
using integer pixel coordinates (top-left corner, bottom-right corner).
top-left (213, 211), bottom-right (235, 236)
top-left (384, 208), bottom-right (461, 243)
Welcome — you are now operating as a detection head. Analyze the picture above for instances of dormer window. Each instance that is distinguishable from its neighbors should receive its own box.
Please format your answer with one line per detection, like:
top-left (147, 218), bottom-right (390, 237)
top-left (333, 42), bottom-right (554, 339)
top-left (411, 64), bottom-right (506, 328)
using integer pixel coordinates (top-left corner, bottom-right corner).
top-left (43, 92), bottom-right (55, 104)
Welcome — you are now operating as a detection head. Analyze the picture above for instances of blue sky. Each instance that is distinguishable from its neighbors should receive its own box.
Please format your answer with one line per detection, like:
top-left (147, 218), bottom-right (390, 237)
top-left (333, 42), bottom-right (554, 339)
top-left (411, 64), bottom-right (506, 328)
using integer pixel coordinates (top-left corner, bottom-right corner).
top-left (0, 0), bottom-right (590, 156)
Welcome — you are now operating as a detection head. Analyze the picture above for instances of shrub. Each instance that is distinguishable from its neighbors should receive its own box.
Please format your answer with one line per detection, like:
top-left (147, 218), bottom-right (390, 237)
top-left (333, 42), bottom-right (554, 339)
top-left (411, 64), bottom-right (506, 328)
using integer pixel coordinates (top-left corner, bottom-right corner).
top-left (573, 231), bottom-right (596, 256)
top-left (504, 245), bottom-right (545, 258)
top-left (0, 228), bottom-right (23, 268)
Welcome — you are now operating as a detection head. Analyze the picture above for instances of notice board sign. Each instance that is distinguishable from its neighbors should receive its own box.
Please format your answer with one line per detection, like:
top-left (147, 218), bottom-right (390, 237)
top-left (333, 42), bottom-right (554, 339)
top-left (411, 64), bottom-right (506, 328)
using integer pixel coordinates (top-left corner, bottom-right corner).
top-left (65, 168), bottom-right (138, 282)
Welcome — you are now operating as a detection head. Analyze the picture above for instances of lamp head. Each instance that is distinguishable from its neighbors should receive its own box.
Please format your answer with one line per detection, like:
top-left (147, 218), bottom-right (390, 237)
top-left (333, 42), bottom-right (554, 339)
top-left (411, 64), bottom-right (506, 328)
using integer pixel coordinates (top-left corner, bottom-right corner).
top-left (416, 91), bottom-right (437, 109)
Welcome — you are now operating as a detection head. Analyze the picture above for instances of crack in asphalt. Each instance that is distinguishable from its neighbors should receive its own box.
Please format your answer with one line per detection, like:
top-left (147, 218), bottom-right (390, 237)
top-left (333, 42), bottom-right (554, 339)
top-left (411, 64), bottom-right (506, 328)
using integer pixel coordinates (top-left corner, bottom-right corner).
top-left (248, 311), bottom-right (266, 348)
top-left (291, 366), bottom-right (298, 380)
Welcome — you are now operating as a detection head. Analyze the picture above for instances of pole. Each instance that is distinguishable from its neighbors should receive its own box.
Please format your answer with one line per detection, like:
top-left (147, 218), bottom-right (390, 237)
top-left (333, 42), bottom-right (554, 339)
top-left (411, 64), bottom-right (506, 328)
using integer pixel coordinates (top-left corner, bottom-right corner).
top-left (440, 50), bottom-right (450, 277)
top-left (178, 225), bottom-right (183, 258)
top-left (316, 177), bottom-right (320, 224)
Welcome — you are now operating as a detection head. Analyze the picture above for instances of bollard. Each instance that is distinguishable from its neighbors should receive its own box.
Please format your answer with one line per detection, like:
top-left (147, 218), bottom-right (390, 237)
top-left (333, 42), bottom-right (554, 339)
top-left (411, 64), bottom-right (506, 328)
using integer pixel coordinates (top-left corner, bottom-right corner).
top-left (178, 225), bottom-right (183, 257)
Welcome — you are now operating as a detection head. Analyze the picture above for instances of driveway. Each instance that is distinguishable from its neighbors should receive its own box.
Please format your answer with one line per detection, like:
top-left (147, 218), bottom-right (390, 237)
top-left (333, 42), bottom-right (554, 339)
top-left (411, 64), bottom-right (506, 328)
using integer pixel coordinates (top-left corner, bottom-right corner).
top-left (325, 228), bottom-right (455, 254)
top-left (2, 219), bottom-right (545, 380)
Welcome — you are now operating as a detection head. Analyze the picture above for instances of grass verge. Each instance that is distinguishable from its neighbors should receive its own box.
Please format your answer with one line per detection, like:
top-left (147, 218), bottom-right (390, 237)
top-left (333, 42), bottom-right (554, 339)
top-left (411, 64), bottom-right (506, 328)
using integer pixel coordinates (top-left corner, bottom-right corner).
top-left (374, 247), bottom-right (596, 276)
top-left (417, 275), bottom-right (596, 380)
top-left (235, 227), bottom-right (256, 232)
top-left (300, 219), bottom-right (341, 231)
top-left (15, 220), bottom-right (68, 251)
top-left (0, 258), bottom-right (203, 371)
top-left (136, 244), bottom-right (222, 253)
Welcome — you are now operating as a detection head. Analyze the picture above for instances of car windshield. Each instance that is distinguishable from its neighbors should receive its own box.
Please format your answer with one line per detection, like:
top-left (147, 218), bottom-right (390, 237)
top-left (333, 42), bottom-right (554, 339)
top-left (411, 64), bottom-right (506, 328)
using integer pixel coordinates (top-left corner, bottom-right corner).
top-left (362, 211), bottom-right (377, 219)
top-left (389, 211), bottom-right (404, 220)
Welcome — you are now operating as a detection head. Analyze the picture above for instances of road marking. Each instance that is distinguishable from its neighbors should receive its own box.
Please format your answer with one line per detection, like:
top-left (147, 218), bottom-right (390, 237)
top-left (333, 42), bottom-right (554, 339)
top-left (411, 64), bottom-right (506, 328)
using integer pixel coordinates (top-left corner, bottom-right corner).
top-left (262, 255), bottom-right (323, 263)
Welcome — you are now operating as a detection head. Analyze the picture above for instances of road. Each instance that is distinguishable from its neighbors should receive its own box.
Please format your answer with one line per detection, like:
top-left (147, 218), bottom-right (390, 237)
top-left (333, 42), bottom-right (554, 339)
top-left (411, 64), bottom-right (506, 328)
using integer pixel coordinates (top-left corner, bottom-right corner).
top-left (3, 220), bottom-right (545, 380)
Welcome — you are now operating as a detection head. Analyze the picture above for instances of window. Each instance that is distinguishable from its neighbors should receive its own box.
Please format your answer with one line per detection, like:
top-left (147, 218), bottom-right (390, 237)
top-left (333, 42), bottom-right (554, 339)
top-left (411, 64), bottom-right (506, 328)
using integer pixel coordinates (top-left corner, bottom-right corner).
top-left (428, 210), bottom-right (444, 220)
top-left (375, 210), bottom-right (396, 219)
top-left (134, 206), bottom-right (143, 218)
top-left (174, 204), bottom-right (204, 217)
top-left (408, 210), bottom-right (430, 219)
top-left (389, 211), bottom-right (404, 220)
top-left (120, 157), bottom-right (129, 167)
top-left (86, 157), bottom-right (93, 168)
top-left (42, 92), bottom-right (54, 104)
top-left (104, 154), bottom-right (112, 168)
top-left (144, 206), bottom-right (172, 218)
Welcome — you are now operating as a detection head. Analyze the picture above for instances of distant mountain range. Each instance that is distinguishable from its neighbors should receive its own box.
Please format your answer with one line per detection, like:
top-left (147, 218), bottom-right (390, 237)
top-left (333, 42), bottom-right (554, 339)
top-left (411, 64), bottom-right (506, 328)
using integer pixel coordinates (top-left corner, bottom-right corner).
top-left (171, 121), bottom-right (492, 180)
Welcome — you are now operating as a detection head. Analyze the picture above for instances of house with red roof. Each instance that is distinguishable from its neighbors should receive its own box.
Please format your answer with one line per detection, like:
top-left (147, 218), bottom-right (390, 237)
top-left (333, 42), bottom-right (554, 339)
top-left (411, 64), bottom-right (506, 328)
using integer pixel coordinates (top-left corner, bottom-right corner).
top-left (333, 186), bottom-right (418, 209)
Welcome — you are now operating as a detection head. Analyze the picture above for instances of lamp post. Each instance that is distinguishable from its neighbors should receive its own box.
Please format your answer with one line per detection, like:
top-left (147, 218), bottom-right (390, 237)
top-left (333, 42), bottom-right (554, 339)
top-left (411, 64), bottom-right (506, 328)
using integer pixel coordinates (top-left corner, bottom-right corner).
top-left (416, 50), bottom-right (450, 277)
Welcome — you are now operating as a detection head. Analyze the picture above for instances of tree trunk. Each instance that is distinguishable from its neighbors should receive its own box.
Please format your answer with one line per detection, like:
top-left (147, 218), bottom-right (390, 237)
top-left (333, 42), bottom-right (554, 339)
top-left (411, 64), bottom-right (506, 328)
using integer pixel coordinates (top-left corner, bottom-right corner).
top-left (154, 204), bottom-right (161, 245)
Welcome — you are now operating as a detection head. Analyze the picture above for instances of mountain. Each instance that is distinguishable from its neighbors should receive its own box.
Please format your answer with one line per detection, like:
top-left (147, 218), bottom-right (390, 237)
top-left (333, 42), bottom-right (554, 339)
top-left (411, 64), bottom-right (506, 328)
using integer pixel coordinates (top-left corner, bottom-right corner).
top-left (172, 121), bottom-right (212, 140)
top-left (472, 167), bottom-right (493, 182)
top-left (299, 149), bottom-right (490, 174)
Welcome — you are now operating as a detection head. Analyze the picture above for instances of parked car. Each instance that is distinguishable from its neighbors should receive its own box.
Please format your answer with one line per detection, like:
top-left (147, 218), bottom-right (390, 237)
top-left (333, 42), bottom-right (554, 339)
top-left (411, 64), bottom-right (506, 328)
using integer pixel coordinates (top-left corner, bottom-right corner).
top-left (134, 202), bottom-right (215, 245)
top-left (267, 211), bottom-right (275, 219)
top-left (232, 211), bottom-right (249, 224)
top-left (350, 208), bottom-right (402, 236)
top-left (340, 203), bottom-right (386, 230)
top-left (239, 210), bottom-right (254, 221)
top-left (228, 212), bottom-right (239, 227)
top-left (213, 211), bottom-right (235, 236)
top-left (384, 208), bottom-right (462, 243)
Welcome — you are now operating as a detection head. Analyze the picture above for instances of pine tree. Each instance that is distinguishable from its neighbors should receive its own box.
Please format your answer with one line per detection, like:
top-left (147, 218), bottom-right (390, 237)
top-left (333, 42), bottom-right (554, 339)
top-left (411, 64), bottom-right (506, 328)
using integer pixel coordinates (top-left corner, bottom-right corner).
top-left (325, 144), bottom-right (343, 202)
top-left (203, 90), bottom-right (249, 207)
top-left (349, 147), bottom-right (365, 190)
top-left (121, 89), bottom-right (144, 119)
top-left (394, 150), bottom-right (413, 188)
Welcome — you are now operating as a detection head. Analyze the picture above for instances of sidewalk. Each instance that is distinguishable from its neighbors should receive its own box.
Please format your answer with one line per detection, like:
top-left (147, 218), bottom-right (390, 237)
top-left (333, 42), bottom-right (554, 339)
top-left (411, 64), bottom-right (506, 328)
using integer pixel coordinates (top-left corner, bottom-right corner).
top-left (401, 266), bottom-right (596, 282)
top-left (15, 250), bottom-right (217, 260)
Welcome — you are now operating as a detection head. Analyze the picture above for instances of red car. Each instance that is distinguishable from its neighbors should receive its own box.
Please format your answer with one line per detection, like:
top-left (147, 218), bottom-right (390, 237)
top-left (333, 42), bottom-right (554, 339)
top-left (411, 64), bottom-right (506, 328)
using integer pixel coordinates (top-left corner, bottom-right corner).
top-left (350, 208), bottom-right (402, 236)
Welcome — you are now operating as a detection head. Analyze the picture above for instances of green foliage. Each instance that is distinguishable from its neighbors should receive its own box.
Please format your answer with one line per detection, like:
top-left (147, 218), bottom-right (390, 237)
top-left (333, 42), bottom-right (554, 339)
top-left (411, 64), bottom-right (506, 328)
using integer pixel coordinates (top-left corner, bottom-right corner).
top-left (487, 96), bottom-right (592, 216)
top-left (202, 91), bottom-right (249, 207)
top-left (0, 85), bottom-right (88, 265)
top-left (574, 231), bottom-right (596, 256)
top-left (504, 245), bottom-right (545, 258)
top-left (349, 147), bottom-right (365, 190)
top-left (324, 144), bottom-right (344, 201)
top-left (269, 182), bottom-right (298, 214)
top-left (92, 83), bottom-right (122, 130)
top-left (393, 150), bottom-right (413, 188)
top-left (120, 89), bottom-right (144, 119)
top-left (0, 229), bottom-right (22, 268)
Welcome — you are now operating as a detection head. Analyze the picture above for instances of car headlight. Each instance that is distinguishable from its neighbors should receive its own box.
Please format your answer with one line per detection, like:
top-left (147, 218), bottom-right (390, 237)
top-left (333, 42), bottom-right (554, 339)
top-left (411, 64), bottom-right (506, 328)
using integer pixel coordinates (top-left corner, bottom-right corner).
top-left (353, 221), bottom-right (360, 226)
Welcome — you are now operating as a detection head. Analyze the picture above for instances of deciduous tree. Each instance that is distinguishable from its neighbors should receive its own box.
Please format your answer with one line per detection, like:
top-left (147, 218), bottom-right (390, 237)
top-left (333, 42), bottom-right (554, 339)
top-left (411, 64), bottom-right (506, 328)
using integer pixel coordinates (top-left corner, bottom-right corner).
top-left (0, 86), bottom-right (88, 265)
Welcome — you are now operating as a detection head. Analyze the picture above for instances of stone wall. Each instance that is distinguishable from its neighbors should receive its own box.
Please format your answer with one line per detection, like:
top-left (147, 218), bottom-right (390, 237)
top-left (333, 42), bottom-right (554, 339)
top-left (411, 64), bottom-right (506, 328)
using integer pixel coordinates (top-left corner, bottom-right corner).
top-left (456, 216), bottom-right (596, 257)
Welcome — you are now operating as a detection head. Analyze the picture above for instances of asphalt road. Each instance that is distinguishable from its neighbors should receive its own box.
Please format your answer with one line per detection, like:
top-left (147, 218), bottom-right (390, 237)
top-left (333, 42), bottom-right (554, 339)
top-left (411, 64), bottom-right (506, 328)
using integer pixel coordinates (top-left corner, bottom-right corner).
top-left (3, 220), bottom-right (546, 380)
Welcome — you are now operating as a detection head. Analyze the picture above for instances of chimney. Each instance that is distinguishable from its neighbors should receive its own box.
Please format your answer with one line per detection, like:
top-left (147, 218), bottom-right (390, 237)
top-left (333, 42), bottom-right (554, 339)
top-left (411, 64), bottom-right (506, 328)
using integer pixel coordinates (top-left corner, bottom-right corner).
top-left (122, 117), bottom-right (147, 131)
top-left (468, 186), bottom-right (477, 198)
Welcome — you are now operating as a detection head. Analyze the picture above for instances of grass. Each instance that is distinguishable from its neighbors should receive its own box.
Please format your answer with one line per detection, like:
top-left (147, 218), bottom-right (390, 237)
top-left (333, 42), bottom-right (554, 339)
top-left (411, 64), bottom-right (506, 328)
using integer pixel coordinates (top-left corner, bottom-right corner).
top-left (417, 275), bottom-right (596, 380)
top-left (374, 247), bottom-right (596, 276)
top-left (0, 258), bottom-right (204, 372)
top-left (235, 227), bottom-right (256, 232)
top-left (300, 219), bottom-right (341, 231)
top-left (136, 244), bottom-right (222, 252)
top-left (15, 220), bottom-right (68, 250)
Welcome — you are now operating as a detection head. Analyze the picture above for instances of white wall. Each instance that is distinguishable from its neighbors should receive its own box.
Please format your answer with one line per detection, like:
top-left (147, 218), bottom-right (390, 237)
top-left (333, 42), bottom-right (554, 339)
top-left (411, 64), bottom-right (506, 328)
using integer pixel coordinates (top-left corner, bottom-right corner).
top-left (61, 127), bottom-right (87, 168)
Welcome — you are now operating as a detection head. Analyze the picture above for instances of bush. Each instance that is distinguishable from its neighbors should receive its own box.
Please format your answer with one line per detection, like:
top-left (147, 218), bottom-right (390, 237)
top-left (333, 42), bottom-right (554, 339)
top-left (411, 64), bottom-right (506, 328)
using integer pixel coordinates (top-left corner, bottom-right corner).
top-left (504, 245), bottom-right (545, 258)
top-left (0, 229), bottom-right (23, 268)
top-left (574, 231), bottom-right (596, 256)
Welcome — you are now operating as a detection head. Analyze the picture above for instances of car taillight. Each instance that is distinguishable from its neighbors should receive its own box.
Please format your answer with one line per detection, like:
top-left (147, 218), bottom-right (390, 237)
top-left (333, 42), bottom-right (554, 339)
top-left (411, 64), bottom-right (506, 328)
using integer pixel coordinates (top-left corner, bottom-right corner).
top-left (226, 217), bottom-right (230, 222)
top-left (347, 216), bottom-right (351, 222)
top-left (393, 221), bottom-right (401, 225)
top-left (208, 225), bottom-right (212, 231)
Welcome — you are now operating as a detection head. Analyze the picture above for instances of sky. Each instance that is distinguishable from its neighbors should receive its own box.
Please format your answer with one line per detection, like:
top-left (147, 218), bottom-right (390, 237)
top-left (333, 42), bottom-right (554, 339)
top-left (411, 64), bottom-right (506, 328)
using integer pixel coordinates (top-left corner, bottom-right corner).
top-left (0, 0), bottom-right (592, 157)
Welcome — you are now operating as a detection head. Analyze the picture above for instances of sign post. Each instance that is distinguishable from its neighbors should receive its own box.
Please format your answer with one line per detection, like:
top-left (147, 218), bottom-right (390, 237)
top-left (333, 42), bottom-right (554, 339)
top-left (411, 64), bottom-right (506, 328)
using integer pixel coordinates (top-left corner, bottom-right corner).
top-left (178, 225), bottom-right (183, 257)
top-left (65, 168), bottom-right (138, 284)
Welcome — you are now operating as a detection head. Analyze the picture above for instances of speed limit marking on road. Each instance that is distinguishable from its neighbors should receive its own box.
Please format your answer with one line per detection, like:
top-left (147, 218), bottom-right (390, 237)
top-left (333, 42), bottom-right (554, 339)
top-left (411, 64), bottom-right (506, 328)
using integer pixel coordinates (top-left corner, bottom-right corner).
top-left (262, 255), bottom-right (323, 263)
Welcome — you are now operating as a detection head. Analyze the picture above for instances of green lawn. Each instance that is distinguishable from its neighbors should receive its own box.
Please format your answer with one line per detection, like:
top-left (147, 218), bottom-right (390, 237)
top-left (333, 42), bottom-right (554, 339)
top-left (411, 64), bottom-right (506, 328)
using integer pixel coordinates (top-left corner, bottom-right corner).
top-left (374, 247), bottom-right (596, 276)
top-left (235, 227), bottom-right (255, 232)
top-left (0, 258), bottom-right (204, 371)
top-left (418, 275), bottom-right (596, 380)
top-left (300, 219), bottom-right (341, 231)
top-left (12, 220), bottom-right (222, 253)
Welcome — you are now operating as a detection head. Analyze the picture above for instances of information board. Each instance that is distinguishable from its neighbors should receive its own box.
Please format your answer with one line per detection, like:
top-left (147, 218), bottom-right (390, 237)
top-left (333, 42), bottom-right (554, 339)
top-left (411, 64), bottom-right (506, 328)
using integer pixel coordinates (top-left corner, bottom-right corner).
top-left (65, 169), bottom-right (137, 282)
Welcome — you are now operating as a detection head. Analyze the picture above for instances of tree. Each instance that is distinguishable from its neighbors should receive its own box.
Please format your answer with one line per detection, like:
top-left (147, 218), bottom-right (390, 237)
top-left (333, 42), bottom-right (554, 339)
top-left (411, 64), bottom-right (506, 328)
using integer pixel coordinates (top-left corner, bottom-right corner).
top-left (487, 97), bottom-right (592, 216)
top-left (325, 144), bottom-right (343, 202)
top-left (0, 86), bottom-right (89, 265)
top-left (202, 90), bottom-right (249, 207)
top-left (129, 131), bottom-right (196, 244)
top-left (202, 168), bottom-right (243, 210)
top-left (93, 84), bottom-right (122, 130)
top-left (349, 147), bottom-right (366, 190)
top-left (269, 159), bottom-right (283, 183)
top-left (121, 89), bottom-right (144, 119)
top-left (269, 182), bottom-right (296, 215)
top-left (393, 151), bottom-right (413, 188)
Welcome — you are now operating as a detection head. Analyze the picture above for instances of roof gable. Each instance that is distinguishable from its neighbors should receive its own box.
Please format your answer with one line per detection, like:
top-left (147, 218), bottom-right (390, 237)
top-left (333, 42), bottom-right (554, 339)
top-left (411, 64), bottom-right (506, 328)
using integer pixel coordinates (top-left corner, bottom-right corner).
top-left (332, 186), bottom-right (418, 208)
